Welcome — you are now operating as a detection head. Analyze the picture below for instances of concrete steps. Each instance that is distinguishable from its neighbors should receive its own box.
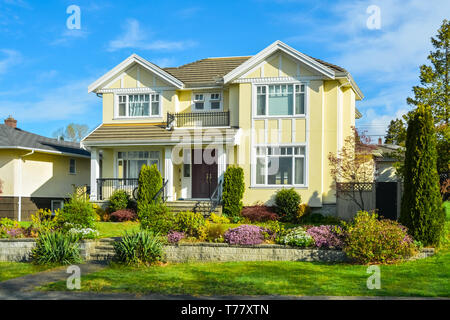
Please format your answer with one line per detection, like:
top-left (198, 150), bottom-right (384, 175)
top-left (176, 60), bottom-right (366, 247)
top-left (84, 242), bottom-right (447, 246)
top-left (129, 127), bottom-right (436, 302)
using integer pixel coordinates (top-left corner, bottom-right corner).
top-left (165, 200), bottom-right (221, 215)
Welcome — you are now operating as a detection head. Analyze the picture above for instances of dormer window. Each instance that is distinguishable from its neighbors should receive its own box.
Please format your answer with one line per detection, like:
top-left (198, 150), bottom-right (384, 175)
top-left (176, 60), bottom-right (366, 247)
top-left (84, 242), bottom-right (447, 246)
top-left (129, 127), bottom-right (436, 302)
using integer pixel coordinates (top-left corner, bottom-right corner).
top-left (116, 93), bottom-right (161, 118)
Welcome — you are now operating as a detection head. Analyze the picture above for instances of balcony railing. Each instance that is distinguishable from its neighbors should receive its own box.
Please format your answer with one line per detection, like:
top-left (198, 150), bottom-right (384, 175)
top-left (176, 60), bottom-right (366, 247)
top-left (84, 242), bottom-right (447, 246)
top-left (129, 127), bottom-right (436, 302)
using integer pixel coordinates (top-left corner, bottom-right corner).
top-left (167, 111), bottom-right (230, 128)
top-left (97, 178), bottom-right (138, 201)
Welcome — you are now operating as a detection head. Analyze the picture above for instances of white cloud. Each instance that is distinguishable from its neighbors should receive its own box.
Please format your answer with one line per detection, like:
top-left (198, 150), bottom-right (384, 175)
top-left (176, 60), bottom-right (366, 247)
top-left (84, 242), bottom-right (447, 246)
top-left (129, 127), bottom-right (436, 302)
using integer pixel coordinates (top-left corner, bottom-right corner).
top-left (50, 29), bottom-right (90, 46)
top-left (107, 19), bottom-right (196, 52)
top-left (0, 49), bottom-right (21, 74)
top-left (0, 79), bottom-right (97, 122)
top-left (285, 0), bottom-right (450, 138)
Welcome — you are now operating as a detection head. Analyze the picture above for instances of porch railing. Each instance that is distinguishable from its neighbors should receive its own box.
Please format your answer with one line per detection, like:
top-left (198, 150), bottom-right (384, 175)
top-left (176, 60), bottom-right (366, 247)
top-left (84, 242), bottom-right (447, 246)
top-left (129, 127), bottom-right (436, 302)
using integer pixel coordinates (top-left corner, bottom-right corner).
top-left (152, 179), bottom-right (168, 203)
top-left (209, 180), bottom-right (223, 214)
top-left (97, 178), bottom-right (139, 201)
top-left (167, 111), bottom-right (230, 128)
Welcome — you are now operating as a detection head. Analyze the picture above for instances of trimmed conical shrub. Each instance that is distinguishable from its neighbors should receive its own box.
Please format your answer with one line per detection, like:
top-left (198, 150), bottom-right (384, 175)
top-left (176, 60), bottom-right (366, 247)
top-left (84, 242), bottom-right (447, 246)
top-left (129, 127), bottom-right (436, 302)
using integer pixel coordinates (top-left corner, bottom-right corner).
top-left (222, 166), bottom-right (245, 222)
top-left (400, 105), bottom-right (445, 246)
top-left (138, 163), bottom-right (162, 206)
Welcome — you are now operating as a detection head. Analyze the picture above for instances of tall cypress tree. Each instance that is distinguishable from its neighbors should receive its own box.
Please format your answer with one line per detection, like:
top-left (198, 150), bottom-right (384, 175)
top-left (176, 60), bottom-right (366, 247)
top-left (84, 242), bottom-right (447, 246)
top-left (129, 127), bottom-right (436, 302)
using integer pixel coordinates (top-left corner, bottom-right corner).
top-left (400, 105), bottom-right (445, 246)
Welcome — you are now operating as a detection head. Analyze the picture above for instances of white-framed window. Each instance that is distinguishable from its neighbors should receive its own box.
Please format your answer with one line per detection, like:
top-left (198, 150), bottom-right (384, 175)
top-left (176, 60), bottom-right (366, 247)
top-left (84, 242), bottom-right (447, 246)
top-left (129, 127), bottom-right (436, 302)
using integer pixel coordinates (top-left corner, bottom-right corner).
top-left (192, 92), bottom-right (222, 111)
top-left (51, 200), bottom-right (64, 213)
top-left (193, 94), bottom-right (205, 110)
top-left (254, 145), bottom-right (306, 186)
top-left (255, 84), bottom-right (306, 116)
top-left (116, 93), bottom-right (161, 118)
top-left (69, 159), bottom-right (76, 174)
top-left (117, 151), bottom-right (160, 179)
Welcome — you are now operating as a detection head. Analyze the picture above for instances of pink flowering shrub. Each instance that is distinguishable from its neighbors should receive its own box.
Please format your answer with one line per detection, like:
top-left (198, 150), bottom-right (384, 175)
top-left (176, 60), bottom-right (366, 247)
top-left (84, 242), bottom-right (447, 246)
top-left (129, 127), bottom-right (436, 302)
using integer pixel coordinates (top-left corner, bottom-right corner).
top-left (224, 224), bottom-right (269, 245)
top-left (167, 230), bottom-right (185, 244)
top-left (306, 225), bottom-right (344, 249)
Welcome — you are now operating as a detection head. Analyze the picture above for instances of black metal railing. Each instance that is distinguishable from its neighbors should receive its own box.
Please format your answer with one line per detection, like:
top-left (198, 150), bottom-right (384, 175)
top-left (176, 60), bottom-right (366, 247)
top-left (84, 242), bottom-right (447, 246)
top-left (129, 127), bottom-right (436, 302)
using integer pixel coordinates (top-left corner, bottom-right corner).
top-left (97, 178), bottom-right (138, 201)
top-left (153, 179), bottom-right (168, 203)
top-left (167, 111), bottom-right (230, 128)
top-left (209, 180), bottom-right (223, 214)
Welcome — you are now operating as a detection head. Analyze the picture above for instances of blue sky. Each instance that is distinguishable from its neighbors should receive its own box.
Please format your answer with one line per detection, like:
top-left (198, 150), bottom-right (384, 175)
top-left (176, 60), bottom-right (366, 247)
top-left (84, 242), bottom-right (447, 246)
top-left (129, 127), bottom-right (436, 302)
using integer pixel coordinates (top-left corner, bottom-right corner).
top-left (0, 0), bottom-right (448, 140)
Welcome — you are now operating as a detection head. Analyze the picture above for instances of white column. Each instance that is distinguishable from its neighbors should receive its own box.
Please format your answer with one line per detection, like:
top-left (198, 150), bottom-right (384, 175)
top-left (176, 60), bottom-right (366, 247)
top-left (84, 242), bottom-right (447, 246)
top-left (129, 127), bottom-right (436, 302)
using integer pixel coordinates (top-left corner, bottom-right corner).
top-left (90, 147), bottom-right (99, 201)
top-left (164, 146), bottom-right (174, 201)
top-left (217, 144), bottom-right (227, 188)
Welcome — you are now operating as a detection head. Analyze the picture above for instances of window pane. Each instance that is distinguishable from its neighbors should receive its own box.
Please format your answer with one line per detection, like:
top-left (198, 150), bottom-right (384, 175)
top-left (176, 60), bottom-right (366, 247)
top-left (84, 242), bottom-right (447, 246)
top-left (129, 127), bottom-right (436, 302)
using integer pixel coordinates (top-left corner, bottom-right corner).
top-left (149, 151), bottom-right (160, 158)
top-left (257, 94), bottom-right (266, 115)
top-left (195, 102), bottom-right (204, 110)
top-left (119, 103), bottom-right (126, 116)
top-left (268, 85), bottom-right (293, 115)
top-left (295, 157), bottom-right (304, 184)
top-left (268, 156), bottom-right (292, 185)
top-left (210, 101), bottom-right (220, 109)
top-left (295, 93), bottom-right (305, 114)
top-left (151, 102), bottom-right (159, 115)
top-left (256, 158), bottom-right (265, 184)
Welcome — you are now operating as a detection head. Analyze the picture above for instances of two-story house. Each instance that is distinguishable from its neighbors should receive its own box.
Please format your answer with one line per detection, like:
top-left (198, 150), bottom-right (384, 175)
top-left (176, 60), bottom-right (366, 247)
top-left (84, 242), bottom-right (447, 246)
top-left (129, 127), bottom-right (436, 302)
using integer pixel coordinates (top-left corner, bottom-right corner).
top-left (82, 40), bottom-right (363, 214)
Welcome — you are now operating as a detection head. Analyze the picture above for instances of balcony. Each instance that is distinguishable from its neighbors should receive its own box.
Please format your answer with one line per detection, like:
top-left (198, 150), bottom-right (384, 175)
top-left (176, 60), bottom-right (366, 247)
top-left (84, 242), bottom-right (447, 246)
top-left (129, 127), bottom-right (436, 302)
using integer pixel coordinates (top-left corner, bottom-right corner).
top-left (167, 111), bottom-right (230, 128)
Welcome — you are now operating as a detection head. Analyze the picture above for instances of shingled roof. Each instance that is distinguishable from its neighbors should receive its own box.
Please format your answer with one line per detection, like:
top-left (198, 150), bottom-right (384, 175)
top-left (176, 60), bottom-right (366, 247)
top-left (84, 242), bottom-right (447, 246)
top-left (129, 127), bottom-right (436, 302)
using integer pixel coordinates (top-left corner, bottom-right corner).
top-left (0, 124), bottom-right (90, 157)
top-left (163, 56), bottom-right (251, 87)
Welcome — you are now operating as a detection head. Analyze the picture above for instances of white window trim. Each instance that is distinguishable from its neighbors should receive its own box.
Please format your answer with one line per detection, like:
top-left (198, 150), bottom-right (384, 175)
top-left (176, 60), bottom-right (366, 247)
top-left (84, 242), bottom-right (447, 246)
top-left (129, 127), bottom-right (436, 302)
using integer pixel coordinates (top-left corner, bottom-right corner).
top-left (115, 151), bottom-right (161, 179)
top-left (191, 91), bottom-right (223, 112)
top-left (252, 82), bottom-right (308, 119)
top-left (251, 143), bottom-right (308, 188)
top-left (114, 92), bottom-right (162, 119)
top-left (69, 158), bottom-right (76, 175)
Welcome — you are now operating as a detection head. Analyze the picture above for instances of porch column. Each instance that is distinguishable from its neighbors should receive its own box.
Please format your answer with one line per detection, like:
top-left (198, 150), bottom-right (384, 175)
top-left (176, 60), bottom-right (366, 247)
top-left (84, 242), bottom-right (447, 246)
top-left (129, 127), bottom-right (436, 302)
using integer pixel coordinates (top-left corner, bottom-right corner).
top-left (90, 147), bottom-right (99, 201)
top-left (164, 146), bottom-right (174, 201)
top-left (217, 144), bottom-right (227, 188)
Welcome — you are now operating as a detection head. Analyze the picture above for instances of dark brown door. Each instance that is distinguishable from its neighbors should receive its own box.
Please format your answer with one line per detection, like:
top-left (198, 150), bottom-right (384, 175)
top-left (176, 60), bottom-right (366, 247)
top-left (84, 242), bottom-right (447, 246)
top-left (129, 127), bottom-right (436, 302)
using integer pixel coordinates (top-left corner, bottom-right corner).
top-left (191, 149), bottom-right (218, 198)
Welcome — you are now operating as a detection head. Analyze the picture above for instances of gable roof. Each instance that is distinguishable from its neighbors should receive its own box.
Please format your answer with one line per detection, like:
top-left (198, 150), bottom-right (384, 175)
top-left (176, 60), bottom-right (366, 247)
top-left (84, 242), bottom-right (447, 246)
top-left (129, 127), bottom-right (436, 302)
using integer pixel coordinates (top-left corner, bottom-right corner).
top-left (88, 53), bottom-right (184, 93)
top-left (0, 124), bottom-right (90, 157)
top-left (163, 56), bottom-right (250, 88)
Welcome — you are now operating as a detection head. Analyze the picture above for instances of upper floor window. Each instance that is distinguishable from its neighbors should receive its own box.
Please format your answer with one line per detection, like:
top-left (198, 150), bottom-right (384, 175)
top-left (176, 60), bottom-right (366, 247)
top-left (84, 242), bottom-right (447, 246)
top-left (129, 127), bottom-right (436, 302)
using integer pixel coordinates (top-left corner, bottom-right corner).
top-left (117, 94), bottom-right (160, 118)
top-left (192, 92), bottom-right (222, 111)
top-left (256, 84), bottom-right (306, 116)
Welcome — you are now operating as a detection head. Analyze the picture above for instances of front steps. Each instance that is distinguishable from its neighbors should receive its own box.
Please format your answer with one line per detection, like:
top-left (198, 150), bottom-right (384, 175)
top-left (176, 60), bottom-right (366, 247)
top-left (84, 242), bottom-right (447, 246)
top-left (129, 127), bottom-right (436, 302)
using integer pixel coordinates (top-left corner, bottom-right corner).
top-left (165, 200), bottom-right (221, 215)
top-left (87, 238), bottom-right (116, 262)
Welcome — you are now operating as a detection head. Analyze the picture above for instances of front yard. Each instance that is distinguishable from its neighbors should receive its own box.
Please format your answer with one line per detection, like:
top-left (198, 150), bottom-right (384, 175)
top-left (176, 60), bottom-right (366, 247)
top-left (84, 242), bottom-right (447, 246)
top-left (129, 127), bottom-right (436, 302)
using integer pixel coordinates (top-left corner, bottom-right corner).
top-left (40, 246), bottom-right (450, 297)
top-left (0, 262), bottom-right (49, 282)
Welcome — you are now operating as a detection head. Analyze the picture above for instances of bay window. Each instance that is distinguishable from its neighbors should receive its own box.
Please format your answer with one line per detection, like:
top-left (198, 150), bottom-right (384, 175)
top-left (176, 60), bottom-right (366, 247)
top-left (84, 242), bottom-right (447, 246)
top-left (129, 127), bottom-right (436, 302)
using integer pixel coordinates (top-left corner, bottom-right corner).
top-left (254, 146), bottom-right (306, 186)
top-left (116, 93), bottom-right (160, 117)
top-left (117, 151), bottom-right (160, 179)
top-left (256, 84), bottom-right (306, 116)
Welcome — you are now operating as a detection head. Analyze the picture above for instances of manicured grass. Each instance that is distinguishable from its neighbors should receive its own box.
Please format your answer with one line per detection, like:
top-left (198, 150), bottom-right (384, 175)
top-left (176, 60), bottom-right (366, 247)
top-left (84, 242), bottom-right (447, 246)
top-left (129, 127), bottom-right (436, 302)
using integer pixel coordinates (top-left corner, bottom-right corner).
top-left (94, 221), bottom-right (140, 238)
top-left (444, 201), bottom-right (450, 220)
top-left (0, 262), bottom-right (49, 282)
top-left (40, 250), bottom-right (450, 297)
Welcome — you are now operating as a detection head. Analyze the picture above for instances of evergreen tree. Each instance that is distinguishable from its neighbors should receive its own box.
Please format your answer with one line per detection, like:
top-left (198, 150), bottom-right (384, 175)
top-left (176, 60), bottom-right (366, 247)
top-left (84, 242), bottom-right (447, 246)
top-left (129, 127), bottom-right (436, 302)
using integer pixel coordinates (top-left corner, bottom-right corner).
top-left (384, 118), bottom-right (407, 145)
top-left (406, 19), bottom-right (449, 172)
top-left (400, 106), bottom-right (445, 246)
top-left (137, 164), bottom-right (162, 206)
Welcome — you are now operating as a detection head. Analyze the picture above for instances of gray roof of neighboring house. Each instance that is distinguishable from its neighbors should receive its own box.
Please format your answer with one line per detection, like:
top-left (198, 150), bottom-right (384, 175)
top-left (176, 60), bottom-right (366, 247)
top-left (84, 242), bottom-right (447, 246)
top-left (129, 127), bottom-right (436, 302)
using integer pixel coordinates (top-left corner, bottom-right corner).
top-left (0, 124), bottom-right (90, 157)
top-left (373, 144), bottom-right (404, 162)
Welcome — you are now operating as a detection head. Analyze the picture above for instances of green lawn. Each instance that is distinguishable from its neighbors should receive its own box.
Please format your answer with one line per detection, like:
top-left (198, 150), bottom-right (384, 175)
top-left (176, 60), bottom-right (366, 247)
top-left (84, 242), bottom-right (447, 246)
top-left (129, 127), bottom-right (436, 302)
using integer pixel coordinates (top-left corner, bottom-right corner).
top-left (0, 262), bottom-right (49, 282)
top-left (444, 201), bottom-right (450, 220)
top-left (94, 222), bottom-right (140, 238)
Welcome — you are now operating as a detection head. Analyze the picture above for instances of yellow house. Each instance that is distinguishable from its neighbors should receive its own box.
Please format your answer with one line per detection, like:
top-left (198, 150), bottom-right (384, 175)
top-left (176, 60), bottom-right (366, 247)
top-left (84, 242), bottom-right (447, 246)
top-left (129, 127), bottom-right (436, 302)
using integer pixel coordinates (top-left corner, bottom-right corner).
top-left (83, 41), bottom-right (363, 214)
top-left (0, 116), bottom-right (90, 220)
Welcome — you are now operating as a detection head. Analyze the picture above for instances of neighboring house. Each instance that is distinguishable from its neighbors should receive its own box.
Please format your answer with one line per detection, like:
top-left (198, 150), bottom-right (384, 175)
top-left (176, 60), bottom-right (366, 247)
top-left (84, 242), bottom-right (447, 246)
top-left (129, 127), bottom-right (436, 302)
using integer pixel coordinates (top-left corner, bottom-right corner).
top-left (373, 142), bottom-right (403, 182)
top-left (0, 116), bottom-right (90, 220)
top-left (83, 40), bottom-right (363, 214)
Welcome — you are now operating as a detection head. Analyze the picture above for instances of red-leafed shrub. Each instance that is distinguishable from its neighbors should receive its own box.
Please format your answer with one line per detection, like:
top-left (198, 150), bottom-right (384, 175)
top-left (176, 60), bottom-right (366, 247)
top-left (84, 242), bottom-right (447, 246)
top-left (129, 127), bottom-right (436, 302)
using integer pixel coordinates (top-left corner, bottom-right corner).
top-left (110, 209), bottom-right (137, 222)
top-left (241, 205), bottom-right (279, 222)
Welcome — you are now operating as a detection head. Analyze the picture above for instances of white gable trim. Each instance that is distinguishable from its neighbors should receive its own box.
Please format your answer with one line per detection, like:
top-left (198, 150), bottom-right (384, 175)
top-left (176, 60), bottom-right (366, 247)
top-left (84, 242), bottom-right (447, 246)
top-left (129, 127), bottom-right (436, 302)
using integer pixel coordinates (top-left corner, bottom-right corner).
top-left (223, 40), bottom-right (336, 84)
top-left (88, 54), bottom-right (184, 93)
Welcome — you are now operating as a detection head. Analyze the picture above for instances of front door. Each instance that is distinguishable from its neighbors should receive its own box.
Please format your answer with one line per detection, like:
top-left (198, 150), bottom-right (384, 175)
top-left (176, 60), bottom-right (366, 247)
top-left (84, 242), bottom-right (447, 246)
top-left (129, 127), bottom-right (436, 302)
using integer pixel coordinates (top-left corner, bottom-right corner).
top-left (191, 149), bottom-right (218, 198)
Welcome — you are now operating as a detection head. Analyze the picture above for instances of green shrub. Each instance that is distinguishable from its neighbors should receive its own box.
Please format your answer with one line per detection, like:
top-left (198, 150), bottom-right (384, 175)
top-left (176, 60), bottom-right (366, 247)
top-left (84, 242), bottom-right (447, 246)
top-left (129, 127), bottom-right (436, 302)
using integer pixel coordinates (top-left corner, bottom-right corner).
top-left (32, 232), bottom-right (82, 265)
top-left (296, 203), bottom-right (312, 222)
top-left (138, 164), bottom-right (163, 206)
top-left (222, 166), bottom-right (245, 223)
top-left (343, 211), bottom-right (416, 264)
top-left (204, 222), bottom-right (228, 242)
top-left (174, 211), bottom-right (206, 237)
top-left (208, 213), bottom-right (230, 224)
top-left (31, 209), bottom-right (61, 234)
top-left (400, 105), bottom-right (446, 246)
top-left (59, 194), bottom-right (96, 229)
top-left (274, 188), bottom-right (301, 222)
top-left (300, 213), bottom-right (342, 225)
top-left (109, 190), bottom-right (130, 212)
top-left (113, 231), bottom-right (165, 266)
top-left (138, 202), bottom-right (175, 234)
